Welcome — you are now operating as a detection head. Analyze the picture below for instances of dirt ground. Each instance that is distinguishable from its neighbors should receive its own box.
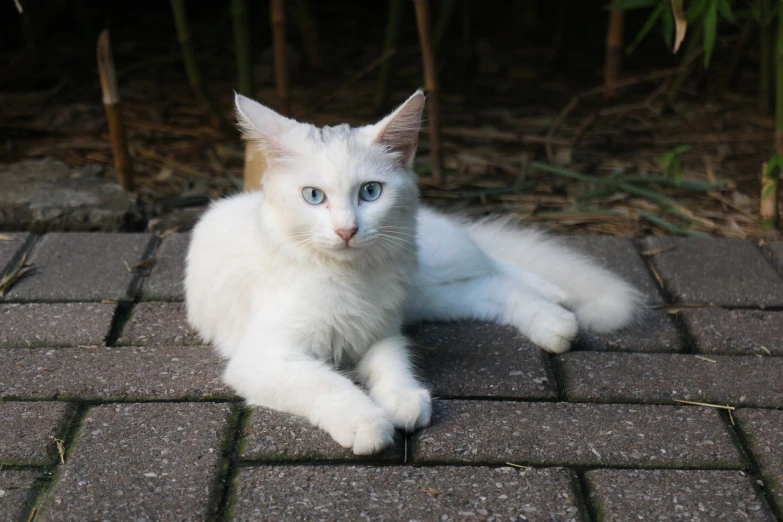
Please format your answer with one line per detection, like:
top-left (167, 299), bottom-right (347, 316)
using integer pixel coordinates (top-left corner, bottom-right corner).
top-left (0, 0), bottom-right (779, 238)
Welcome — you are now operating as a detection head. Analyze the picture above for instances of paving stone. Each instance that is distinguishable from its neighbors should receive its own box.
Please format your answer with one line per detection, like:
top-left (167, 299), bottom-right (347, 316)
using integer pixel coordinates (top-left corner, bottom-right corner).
top-left (241, 407), bottom-right (402, 462)
top-left (641, 237), bottom-right (783, 307)
top-left (233, 465), bottom-right (582, 521)
top-left (4, 233), bottom-right (153, 302)
top-left (412, 401), bottom-right (741, 468)
top-left (0, 470), bottom-right (40, 521)
top-left (586, 469), bottom-right (773, 521)
top-left (0, 345), bottom-right (231, 400)
top-left (735, 409), bottom-right (783, 509)
top-left (0, 402), bottom-right (72, 465)
top-left (681, 308), bottom-right (783, 355)
top-left (0, 303), bottom-right (114, 348)
top-left (576, 309), bottom-right (682, 352)
top-left (565, 236), bottom-right (665, 305)
top-left (117, 302), bottom-right (203, 346)
top-left (560, 353), bottom-right (783, 407)
top-left (40, 402), bottom-right (231, 521)
top-left (141, 233), bottom-right (188, 301)
top-left (405, 321), bottom-right (556, 398)
top-left (0, 233), bottom-right (33, 273)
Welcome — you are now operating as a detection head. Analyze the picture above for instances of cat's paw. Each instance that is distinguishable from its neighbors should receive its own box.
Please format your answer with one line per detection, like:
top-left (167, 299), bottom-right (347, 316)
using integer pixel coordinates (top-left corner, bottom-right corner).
top-left (324, 408), bottom-right (395, 455)
top-left (371, 386), bottom-right (432, 432)
top-left (527, 304), bottom-right (579, 354)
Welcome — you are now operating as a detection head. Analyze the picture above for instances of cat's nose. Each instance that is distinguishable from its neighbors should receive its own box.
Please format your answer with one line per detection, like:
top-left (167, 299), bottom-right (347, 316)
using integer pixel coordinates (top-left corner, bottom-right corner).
top-left (334, 227), bottom-right (358, 244)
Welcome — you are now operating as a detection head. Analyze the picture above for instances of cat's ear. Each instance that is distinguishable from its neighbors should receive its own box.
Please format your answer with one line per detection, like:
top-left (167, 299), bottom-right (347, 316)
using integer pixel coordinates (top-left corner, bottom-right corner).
top-left (367, 89), bottom-right (425, 169)
top-left (234, 93), bottom-right (297, 157)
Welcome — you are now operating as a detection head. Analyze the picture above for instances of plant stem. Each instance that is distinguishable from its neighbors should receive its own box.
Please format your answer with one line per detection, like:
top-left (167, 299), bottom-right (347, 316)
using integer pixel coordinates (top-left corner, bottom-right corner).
top-left (97, 30), bottom-right (134, 191)
top-left (170, 0), bottom-right (223, 128)
top-left (270, 0), bottom-right (291, 115)
top-left (375, 0), bottom-right (404, 111)
top-left (604, 0), bottom-right (625, 99)
top-left (231, 0), bottom-right (253, 96)
top-left (413, 0), bottom-right (443, 183)
top-left (638, 211), bottom-right (711, 237)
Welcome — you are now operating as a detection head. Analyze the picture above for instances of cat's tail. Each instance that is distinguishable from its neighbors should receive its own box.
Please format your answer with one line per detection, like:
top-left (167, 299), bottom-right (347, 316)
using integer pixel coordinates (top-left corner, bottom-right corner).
top-left (466, 218), bottom-right (646, 333)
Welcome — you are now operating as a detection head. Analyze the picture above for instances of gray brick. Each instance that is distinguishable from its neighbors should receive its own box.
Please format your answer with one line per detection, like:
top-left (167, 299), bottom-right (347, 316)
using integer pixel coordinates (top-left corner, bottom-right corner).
top-left (241, 407), bottom-right (402, 462)
top-left (4, 233), bottom-right (153, 302)
top-left (586, 469), bottom-right (773, 521)
top-left (681, 308), bottom-right (783, 355)
top-left (0, 402), bottom-right (71, 465)
top-left (0, 303), bottom-right (114, 348)
top-left (565, 236), bottom-right (664, 305)
top-left (0, 233), bottom-right (33, 273)
top-left (406, 321), bottom-right (556, 398)
top-left (141, 233), bottom-right (188, 301)
top-left (412, 401), bottom-right (741, 468)
top-left (641, 237), bottom-right (783, 307)
top-left (576, 309), bottom-right (682, 352)
top-left (0, 470), bottom-right (39, 522)
top-left (560, 353), bottom-right (783, 407)
top-left (40, 402), bottom-right (231, 521)
top-left (0, 346), bottom-right (230, 400)
top-left (233, 465), bottom-right (582, 521)
top-left (117, 302), bottom-right (203, 346)
top-left (735, 409), bottom-right (783, 509)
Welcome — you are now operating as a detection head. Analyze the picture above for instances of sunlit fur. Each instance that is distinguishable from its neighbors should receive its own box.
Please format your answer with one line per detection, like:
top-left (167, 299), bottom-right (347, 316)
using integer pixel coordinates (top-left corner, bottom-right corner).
top-left (185, 91), bottom-right (645, 455)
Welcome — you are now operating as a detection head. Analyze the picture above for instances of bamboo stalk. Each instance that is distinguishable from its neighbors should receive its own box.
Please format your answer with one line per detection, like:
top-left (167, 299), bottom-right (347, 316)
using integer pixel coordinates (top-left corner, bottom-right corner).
top-left (294, 0), bottom-right (326, 69)
top-left (231, 0), bottom-right (253, 96)
top-left (270, 0), bottom-right (291, 115)
top-left (170, 0), bottom-right (223, 128)
top-left (413, 0), bottom-right (443, 183)
top-left (97, 30), bottom-right (134, 191)
top-left (604, 0), bottom-right (625, 99)
top-left (375, 0), bottom-right (404, 111)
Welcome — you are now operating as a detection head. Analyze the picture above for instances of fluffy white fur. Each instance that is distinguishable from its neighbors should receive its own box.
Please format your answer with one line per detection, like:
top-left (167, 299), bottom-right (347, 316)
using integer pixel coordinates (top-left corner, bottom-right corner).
top-left (185, 91), bottom-right (644, 455)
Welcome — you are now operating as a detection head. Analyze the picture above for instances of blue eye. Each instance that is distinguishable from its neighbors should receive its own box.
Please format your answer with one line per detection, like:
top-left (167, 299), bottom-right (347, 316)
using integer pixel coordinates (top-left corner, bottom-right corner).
top-left (359, 182), bottom-right (382, 202)
top-left (302, 187), bottom-right (325, 205)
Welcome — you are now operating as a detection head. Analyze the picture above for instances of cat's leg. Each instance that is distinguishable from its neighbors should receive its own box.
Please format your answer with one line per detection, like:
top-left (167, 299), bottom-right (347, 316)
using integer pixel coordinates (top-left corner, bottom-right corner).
top-left (408, 274), bottom-right (578, 354)
top-left (224, 343), bottom-right (394, 455)
top-left (355, 336), bottom-right (431, 431)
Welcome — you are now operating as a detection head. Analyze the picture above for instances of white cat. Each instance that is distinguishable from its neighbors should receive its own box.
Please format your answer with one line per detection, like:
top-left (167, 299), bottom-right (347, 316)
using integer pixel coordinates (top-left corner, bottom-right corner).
top-left (185, 90), bottom-right (643, 455)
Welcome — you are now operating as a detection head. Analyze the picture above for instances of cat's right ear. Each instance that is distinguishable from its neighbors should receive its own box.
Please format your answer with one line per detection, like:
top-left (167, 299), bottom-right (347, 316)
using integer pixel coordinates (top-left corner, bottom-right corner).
top-left (234, 93), bottom-right (297, 157)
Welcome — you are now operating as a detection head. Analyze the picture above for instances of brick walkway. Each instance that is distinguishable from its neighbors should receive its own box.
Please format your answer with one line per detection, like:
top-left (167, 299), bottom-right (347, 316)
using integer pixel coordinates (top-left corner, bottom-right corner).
top-left (1, 232), bottom-right (783, 520)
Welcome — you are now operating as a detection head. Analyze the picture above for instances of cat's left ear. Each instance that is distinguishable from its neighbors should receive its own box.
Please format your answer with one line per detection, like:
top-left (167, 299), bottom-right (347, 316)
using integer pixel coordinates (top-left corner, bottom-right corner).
top-left (365, 90), bottom-right (425, 169)
top-left (234, 93), bottom-right (297, 157)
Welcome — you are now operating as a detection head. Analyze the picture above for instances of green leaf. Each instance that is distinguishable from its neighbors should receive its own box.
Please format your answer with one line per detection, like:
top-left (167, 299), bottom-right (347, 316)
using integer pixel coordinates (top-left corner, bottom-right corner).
top-left (661, 2), bottom-right (674, 49)
top-left (763, 183), bottom-right (777, 199)
top-left (686, 0), bottom-right (708, 22)
top-left (673, 144), bottom-right (692, 154)
top-left (627, 2), bottom-right (665, 55)
top-left (717, 0), bottom-right (736, 23)
top-left (703, 0), bottom-right (718, 67)
top-left (608, 0), bottom-right (658, 10)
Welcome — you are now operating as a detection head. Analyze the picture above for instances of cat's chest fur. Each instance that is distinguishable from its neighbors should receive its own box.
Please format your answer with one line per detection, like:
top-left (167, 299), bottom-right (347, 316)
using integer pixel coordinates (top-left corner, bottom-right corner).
top-left (287, 260), bottom-right (413, 365)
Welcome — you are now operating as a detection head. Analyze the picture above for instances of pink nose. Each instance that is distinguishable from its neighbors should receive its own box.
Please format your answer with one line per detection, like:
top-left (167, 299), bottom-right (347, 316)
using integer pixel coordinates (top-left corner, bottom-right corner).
top-left (335, 227), bottom-right (358, 243)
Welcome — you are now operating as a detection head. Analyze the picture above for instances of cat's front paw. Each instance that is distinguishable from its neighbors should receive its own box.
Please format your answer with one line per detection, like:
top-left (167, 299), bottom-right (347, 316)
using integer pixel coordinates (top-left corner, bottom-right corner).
top-left (371, 386), bottom-right (432, 432)
top-left (324, 407), bottom-right (395, 455)
top-left (527, 304), bottom-right (579, 354)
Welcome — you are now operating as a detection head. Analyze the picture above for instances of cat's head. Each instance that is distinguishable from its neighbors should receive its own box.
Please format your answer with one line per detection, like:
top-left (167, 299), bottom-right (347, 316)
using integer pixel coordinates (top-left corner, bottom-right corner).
top-left (235, 91), bottom-right (424, 263)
